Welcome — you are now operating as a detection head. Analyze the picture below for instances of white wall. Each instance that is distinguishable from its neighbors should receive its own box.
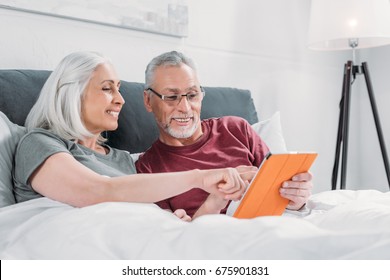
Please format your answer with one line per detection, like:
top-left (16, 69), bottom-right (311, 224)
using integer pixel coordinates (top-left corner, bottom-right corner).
top-left (1, 0), bottom-right (389, 193)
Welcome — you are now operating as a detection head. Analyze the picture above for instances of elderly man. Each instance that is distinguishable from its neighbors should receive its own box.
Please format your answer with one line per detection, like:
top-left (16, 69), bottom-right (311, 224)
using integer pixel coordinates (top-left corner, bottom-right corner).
top-left (136, 51), bottom-right (312, 220)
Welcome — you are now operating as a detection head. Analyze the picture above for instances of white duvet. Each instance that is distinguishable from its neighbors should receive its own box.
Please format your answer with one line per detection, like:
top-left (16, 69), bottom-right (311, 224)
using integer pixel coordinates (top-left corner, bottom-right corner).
top-left (0, 189), bottom-right (390, 259)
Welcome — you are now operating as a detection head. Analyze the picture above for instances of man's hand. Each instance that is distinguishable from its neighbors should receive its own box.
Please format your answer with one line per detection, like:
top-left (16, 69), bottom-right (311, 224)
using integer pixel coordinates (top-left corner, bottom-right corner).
top-left (279, 172), bottom-right (313, 210)
top-left (173, 209), bottom-right (192, 222)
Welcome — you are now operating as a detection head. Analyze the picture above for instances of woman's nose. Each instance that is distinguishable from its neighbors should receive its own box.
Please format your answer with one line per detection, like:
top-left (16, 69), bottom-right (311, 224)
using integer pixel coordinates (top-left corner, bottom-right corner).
top-left (113, 89), bottom-right (125, 105)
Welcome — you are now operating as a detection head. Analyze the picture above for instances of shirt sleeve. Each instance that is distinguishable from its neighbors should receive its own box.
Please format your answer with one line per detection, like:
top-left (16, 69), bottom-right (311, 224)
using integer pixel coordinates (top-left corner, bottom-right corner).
top-left (155, 199), bottom-right (172, 211)
top-left (246, 121), bottom-right (270, 167)
top-left (14, 129), bottom-right (70, 185)
top-left (229, 117), bottom-right (269, 167)
top-left (135, 153), bottom-right (151, 173)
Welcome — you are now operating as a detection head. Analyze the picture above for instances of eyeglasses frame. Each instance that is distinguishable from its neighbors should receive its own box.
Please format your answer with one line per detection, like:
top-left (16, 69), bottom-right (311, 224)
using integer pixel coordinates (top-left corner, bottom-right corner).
top-left (146, 87), bottom-right (205, 104)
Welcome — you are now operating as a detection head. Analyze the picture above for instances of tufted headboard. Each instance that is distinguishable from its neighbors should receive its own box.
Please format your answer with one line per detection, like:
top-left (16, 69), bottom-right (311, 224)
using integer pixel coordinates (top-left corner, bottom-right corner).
top-left (0, 69), bottom-right (258, 153)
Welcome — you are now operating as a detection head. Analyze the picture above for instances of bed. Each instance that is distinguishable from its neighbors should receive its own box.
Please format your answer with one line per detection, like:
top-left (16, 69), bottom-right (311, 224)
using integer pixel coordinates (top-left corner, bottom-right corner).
top-left (1, 69), bottom-right (390, 260)
top-left (1, 189), bottom-right (390, 259)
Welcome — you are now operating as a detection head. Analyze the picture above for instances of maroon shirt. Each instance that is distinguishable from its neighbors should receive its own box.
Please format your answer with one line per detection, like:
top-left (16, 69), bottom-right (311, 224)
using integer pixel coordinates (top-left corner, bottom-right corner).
top-left (136, 116), bottom-right (269, 217)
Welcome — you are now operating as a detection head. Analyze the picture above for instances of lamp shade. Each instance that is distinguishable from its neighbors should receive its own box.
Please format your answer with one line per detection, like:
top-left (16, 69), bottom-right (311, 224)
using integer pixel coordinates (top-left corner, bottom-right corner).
top-left (308, 0), bottom-right (390, 50)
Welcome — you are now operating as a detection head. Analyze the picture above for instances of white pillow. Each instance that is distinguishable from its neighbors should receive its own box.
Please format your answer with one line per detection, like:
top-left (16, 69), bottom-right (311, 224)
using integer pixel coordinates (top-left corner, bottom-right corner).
top-left (0, 112), bottom-right (27, 207)
top-left (130, 152), bottom-right (142, 162)
top-left (251, 111), bottom-right (287, 153)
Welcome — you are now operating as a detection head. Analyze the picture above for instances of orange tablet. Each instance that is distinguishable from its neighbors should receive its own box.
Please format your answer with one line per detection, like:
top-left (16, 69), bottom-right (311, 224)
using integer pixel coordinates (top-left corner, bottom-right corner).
top-left (226, 152), bottom-right (318, 219)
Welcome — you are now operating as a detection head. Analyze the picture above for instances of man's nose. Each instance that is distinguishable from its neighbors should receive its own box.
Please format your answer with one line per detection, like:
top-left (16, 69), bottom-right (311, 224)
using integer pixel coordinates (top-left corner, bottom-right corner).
top-left (176, 94), bottom-right (191, 110)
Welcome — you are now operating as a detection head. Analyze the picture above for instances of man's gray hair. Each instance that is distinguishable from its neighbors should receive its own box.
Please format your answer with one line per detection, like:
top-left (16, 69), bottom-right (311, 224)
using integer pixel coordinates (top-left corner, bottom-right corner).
top-left (25, 51), bottom-right (111, 142)
top-left (144, 50), bottom-right (197, 89)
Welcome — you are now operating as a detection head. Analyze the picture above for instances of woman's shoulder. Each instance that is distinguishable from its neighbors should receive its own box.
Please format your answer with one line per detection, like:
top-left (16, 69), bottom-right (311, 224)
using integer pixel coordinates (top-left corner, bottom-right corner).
top-left (17, 128), bottom-right (68, 150)
top-left (21, 128), bottom-right (63, 140)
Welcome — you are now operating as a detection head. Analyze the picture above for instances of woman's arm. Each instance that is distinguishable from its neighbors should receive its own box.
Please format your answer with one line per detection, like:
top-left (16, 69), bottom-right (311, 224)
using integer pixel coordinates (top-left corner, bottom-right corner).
top-left (30, 152), bottom-right (248, 207)
top-left (192, 165), bottom-right (258, 219)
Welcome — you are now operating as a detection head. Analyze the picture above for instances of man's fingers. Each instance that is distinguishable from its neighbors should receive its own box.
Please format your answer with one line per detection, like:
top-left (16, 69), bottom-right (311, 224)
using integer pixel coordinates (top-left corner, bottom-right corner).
top-left (280, 186), bottom-right (311, 198)
top-left (173, 209), bottom-right (192, 222)
top-left (292, 172), bottom-right (313, 182)
top-left (282, 180), bottom-right (313, 190)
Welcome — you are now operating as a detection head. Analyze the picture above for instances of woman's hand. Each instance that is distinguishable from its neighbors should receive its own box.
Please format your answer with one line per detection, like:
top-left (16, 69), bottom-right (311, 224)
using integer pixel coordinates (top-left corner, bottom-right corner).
top-left (235, 165), bottom-right (258, 184)
top-left (193, 166), bottom-right (257, 219)
top-left (200, 167), bottom-right (255, 200)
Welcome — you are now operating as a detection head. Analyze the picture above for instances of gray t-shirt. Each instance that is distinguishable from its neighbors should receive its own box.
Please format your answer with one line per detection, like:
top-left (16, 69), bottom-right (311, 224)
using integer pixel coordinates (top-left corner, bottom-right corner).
top-left (13, 128), bottom-right (136, 203)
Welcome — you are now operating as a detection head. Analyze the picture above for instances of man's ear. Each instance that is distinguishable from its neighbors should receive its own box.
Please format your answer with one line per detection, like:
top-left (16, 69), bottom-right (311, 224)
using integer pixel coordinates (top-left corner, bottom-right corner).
top-left (143, 90), bottom-right (153, 112)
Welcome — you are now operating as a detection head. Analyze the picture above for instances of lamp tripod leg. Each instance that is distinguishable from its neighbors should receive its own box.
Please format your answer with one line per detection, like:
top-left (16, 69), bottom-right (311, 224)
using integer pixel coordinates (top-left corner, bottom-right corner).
top-left (340, 61), bottom-right (353, 189)
top-left (332, 65), bottom-right (347, 190)
top-left (332, 61), bottom-right (353, 190)
top-left (331, 102), bottom-right (344, 190)
top-left (361, 62), bottom-right (390, 189)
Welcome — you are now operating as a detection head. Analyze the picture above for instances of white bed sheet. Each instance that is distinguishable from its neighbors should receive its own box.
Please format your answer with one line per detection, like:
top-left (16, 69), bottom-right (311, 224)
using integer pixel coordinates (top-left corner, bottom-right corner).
top-left (0, 189), bottom-right (390, 259)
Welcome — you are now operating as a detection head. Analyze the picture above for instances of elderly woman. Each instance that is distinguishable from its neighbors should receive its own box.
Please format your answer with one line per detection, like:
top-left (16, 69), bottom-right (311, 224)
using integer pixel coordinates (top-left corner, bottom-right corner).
top-left (13, 51), bottom-right (254, 216)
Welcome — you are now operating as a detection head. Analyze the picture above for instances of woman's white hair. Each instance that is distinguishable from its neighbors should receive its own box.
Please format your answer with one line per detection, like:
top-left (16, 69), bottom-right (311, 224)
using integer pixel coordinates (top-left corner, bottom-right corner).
top-left (26, 51), bottom-right (111, 142)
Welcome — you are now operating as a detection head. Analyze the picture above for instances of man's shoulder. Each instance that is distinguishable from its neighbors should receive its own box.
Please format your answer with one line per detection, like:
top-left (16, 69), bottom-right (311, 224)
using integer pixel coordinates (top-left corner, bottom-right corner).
top-left (202, 116), bottom-right (250, 131)
top-left (135, 142), bottom-right (159, 171)
top-left (203, 115), bottom-right (248, 125)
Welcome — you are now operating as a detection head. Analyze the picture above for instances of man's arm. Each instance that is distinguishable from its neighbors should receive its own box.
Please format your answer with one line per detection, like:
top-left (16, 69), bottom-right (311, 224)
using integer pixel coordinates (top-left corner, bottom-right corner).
top-left (192, 194), bottom-right (229, 219)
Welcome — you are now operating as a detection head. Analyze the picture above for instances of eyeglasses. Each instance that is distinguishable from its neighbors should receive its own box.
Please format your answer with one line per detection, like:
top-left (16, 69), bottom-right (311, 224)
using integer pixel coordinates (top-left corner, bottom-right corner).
top-left (147, 87), bottom-right (205, 105)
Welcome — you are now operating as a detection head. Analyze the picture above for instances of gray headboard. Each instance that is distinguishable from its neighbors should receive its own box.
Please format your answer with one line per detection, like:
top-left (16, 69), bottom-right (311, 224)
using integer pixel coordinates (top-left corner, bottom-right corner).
top-left (0, 69), bottom-right (258, 153)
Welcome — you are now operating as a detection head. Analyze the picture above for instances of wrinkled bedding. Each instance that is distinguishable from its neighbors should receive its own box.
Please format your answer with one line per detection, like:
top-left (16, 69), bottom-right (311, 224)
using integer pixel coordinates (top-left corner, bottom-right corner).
top-left (0, 189), bottom-right (389, 259)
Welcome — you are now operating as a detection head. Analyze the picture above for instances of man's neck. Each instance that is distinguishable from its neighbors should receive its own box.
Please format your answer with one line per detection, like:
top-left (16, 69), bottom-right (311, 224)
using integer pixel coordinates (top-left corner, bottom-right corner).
top-left (159, 130), bottom-right (204, 146)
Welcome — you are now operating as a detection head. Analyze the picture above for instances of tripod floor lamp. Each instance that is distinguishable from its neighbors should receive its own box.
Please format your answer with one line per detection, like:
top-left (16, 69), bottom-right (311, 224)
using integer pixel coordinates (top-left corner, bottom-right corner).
top-left (308, 0), bottom-right (390, 190)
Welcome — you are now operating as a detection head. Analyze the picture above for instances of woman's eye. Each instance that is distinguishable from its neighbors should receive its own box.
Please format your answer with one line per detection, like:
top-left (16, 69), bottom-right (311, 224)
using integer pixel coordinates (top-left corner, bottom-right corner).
top-left (102, 87), bottom-right (111, 91)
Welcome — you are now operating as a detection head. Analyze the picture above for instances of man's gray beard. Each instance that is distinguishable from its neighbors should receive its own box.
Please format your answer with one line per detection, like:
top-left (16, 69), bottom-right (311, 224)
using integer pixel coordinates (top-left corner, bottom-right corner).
top-left (163, 120), bottom-right (199, 139)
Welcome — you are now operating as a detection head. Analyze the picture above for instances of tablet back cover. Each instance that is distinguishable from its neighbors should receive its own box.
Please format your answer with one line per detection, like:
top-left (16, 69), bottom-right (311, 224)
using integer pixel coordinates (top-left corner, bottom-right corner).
top-left (232, 152), bottom-right (317, 219)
